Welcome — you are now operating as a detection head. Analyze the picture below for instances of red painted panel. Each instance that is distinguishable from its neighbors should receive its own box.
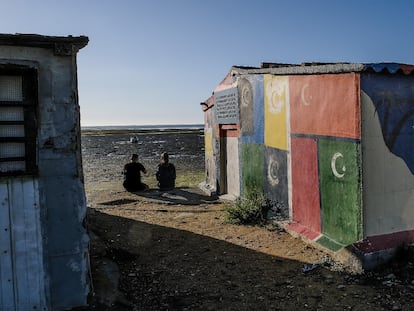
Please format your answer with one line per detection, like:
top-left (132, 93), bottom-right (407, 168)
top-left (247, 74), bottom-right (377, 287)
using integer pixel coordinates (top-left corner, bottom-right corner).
top-left (354, 229), bottom-right (414, 253)
top-left (289, 73), bottom-right (361, 139)
top-left (291, 137), bottom-right (321, 234)
top-left (216, 124), bottom-right (240, 137)
top-left (285, 222), bottom-right (320, 241)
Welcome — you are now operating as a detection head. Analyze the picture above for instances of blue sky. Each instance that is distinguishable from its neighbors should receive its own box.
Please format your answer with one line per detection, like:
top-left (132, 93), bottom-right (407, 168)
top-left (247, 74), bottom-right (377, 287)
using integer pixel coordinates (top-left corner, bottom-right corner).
top-left (1, 0), bottom-right (414, 126)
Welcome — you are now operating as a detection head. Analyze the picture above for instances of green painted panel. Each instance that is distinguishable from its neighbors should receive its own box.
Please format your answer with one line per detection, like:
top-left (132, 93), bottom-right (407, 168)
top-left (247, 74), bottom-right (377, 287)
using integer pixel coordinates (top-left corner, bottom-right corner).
top-left (316, 235), bottom-right (344, 252)
top-left (241, 143), bottom-right (264, 195)
top-left (319, 139), bottom-right (362, 245)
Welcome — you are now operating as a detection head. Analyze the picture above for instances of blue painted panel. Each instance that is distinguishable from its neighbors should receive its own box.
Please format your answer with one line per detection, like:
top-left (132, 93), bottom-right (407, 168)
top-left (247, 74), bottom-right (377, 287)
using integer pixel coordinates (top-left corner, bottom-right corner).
top-left (361, 74), bottom-right (414, 174)
top-left (240, 75), bottom-right (264, 144)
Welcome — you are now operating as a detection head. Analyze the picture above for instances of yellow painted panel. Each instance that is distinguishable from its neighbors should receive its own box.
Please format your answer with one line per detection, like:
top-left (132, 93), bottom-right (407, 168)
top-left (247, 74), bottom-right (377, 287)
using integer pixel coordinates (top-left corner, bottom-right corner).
top-left (264, 75), bottom-right (288, 150)
top-left (204, 129), bottom-right (213, 156)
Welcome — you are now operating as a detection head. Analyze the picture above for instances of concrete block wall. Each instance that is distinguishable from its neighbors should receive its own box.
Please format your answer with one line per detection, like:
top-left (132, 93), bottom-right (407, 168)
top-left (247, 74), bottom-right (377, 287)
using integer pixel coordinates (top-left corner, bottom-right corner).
top-left (0, 34), bottom-right (89, 310)
top-left (202, 63), bottom-right (414, 269)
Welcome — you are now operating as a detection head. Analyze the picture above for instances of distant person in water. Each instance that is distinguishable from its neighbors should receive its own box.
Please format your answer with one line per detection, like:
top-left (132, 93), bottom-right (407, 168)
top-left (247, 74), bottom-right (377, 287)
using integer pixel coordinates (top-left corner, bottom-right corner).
top-left (156, 152), bottom-right (176, 191)
top-left (123, 154), bottom-right (148, 192)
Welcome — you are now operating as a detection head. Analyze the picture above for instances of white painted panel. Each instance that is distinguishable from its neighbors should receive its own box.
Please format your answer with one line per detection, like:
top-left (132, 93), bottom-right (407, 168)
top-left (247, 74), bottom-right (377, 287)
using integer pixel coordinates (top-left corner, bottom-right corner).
top-left (361, 91), bottom-right (414, 236)
top-left (226, 137), bottom-right (240, 197)
top-left (0, 178), bottom-right (48, 311)
top-left (0, 183), bottom-right (15, 311)
top-left (10, 179), bottom-right (47, 310)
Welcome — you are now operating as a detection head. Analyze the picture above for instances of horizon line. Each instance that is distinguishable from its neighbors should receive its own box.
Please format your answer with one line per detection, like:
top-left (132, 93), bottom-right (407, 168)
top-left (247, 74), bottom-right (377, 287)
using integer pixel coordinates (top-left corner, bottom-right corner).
top-left (81, 122), bottom-right (204, 127)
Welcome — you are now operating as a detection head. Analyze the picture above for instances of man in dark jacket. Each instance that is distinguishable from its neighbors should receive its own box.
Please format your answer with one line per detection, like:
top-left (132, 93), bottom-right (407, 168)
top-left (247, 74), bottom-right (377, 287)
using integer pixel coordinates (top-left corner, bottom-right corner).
top-left (156, 152), bottom-right (176, 191)
top-left (123, 154), bottom-right (148, 192)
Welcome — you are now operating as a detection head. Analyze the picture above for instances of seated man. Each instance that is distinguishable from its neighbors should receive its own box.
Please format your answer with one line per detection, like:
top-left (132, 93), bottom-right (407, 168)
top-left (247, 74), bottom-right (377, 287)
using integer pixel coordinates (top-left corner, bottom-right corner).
top-left (156, 152), bottom-right (176, 191)
top-left (123, 154), bottom-right (148, 192)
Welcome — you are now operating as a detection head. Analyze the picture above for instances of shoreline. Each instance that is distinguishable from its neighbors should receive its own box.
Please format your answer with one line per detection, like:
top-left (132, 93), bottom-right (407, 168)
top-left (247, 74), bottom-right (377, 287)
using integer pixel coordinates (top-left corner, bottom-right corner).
top-left (81, 128), bottom-right (205, 189)
top-left (81, 128), bottom-right (204, 136)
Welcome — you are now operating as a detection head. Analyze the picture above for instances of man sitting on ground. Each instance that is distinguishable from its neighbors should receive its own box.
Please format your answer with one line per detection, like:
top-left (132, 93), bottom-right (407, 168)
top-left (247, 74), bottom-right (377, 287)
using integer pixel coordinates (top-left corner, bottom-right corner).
top-left (123, 154), bottom-right (148, 192)
top-left (156, 152), bottom-right (176, 191)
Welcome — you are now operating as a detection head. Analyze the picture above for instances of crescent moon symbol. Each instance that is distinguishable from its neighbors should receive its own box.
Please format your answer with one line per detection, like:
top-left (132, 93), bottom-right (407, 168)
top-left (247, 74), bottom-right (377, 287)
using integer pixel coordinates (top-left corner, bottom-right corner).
top-left (268, 157), bottom-right (280, 186)
top-left (331, 152), bottom-right (346, 178)
top-left (241, 85), bottom-right (251, 107)
top-left (301, 83), bottom-right (311, 106)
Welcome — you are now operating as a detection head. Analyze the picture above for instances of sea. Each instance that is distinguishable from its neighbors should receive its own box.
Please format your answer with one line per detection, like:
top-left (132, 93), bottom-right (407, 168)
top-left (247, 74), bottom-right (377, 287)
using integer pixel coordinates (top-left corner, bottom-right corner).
top-left (81, 124), bottom-right (204, 131)
top-left (81, 124), bottom-right (205, 184)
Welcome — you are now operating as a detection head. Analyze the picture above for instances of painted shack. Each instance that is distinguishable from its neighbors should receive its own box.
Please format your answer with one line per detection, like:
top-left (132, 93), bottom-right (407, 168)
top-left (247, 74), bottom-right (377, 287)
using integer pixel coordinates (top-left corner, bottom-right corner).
top-left (0, 34), bottom-right (89, 310)
top-left (200, 62), bottom-right (414, 270)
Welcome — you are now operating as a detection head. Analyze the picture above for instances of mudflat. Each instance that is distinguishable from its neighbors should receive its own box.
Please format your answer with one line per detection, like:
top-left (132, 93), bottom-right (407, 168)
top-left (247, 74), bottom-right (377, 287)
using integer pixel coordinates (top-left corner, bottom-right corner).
top-left (74, 129), bottom-right (414, 311)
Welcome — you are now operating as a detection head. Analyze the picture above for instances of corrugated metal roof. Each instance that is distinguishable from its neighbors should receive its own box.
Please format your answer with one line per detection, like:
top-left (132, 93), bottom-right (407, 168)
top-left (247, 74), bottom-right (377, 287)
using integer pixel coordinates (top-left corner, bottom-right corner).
top-left (232, 62), bottom-right (414, 76)
top-left (364, 63), bottom-right (414, 74)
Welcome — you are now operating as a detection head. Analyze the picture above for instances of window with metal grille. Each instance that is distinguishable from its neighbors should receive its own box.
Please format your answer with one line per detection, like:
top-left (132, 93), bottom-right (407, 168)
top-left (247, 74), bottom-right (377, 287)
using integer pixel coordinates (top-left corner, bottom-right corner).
top-left (0, 66), bottom-right (38, 176)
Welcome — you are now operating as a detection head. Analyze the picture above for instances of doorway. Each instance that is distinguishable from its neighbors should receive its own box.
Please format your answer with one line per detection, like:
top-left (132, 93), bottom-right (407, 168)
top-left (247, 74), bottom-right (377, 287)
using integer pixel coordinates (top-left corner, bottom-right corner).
top-left (0, 67), bottom-right (48, 310)
top-left (219, 125), bottom-right (240, 197)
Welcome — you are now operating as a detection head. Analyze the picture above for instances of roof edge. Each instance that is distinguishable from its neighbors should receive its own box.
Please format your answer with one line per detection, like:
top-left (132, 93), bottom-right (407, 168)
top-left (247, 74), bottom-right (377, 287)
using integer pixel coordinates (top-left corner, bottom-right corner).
top-left (231, 62), bottom-right (414, 76)
top-left (0, 33), bottom-right (89, 54)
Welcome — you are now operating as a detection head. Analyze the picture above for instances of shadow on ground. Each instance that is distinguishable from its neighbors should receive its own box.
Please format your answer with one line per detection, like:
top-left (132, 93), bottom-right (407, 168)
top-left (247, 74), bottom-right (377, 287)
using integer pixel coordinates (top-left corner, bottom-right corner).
top-left (83, 210), bottom-right (319, 310)
top-left (71, 209), bottom-right (414, 311)
top-left (99, 187), bottom-right (219, 206)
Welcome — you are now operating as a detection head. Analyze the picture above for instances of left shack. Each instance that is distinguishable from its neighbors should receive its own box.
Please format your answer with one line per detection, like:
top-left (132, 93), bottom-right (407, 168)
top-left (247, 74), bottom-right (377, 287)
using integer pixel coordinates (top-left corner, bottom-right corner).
top-left (0, 33), bottom-right (89, 310)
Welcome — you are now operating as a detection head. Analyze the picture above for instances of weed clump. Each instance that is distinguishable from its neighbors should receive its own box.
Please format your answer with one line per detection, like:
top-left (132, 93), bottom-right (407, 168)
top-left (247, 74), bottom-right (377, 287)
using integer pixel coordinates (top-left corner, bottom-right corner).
top-left (224, 189), bottom-right (269, 225)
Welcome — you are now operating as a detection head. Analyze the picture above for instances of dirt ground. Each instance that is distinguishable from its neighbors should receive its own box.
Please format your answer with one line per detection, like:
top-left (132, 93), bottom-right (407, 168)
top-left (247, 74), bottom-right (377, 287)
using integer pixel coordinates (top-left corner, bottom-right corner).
top-left (74, 130), bottom-right (414, 311)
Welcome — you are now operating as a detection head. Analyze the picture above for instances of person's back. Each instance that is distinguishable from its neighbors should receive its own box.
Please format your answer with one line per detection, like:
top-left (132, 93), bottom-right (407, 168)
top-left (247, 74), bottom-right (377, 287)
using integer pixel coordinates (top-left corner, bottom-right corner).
top-left (156, 152), bottom-right (176, 191)
top-left (123, 154), bottom-right (148, 191)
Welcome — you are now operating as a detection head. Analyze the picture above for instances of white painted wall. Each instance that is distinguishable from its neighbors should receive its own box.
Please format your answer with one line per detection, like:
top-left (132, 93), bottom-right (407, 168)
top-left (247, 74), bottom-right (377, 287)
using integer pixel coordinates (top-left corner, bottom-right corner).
top-left (0, 39), bottom-right (88, 310)
top-left (361, 91), bottom-right (414, 236)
